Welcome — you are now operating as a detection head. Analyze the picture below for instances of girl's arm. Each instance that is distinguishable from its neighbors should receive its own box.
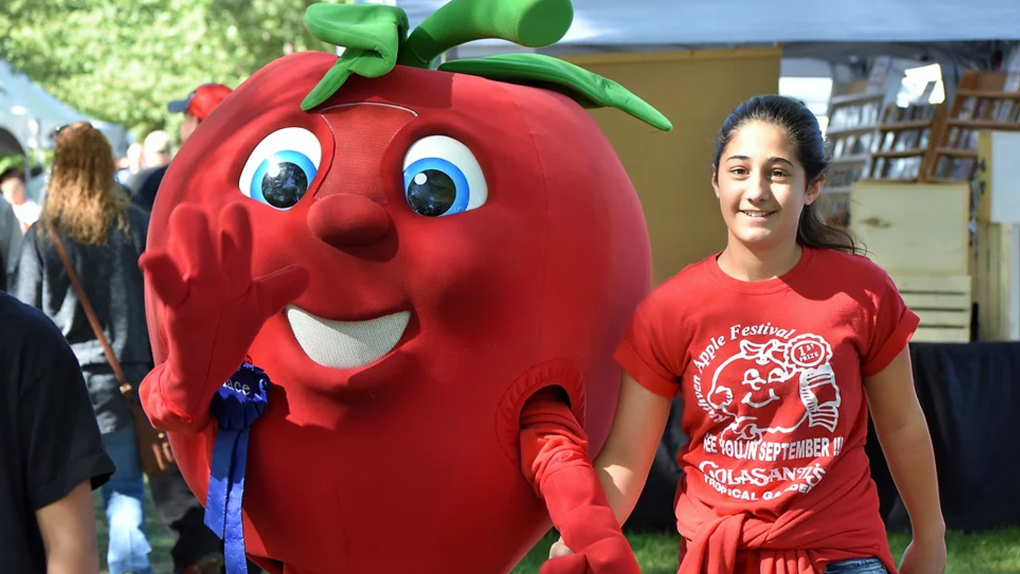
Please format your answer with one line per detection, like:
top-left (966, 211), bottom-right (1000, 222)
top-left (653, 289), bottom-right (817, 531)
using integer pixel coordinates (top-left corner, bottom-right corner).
top-left (593, 372), bottom-right (674, 525)
top-left (864, 347), bottom-right (946, 572)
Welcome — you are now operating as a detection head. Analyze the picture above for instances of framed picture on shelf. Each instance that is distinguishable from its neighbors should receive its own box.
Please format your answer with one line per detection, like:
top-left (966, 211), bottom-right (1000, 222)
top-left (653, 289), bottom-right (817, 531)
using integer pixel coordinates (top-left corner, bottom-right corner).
top-left (934, 156), bottom-right (951, 179)
top-left (946, 126), bottom-right (960, 148)
top-left (967, 130), bottom-right (980, 150)
top-left (833, 138), bottom-right (845, 158)
top-left (975, 98), bottom-right (993, 120)
top-left (906, 157), bottom-right (922, 179)
top-left (872, 157), bottom-right (887, 178)
top-left (950, 158), bottom-right (975, 180)
top-left (918, 128), bottom-right (931, 149)
top-left (857, 133), bottom-right (873, 155)
top-left (992, 100), bottom-right (1015, 122)
top-left (887, 158), bottom-right (904, 179)
top-left (958, 97), bottom-right (978, 120)
top-left (844, 135), bottom-right (858, 156)
top-left (898, 130), bottom-right (920, 151)
top-left (861, 101), bottom-right (880, 125)
top-left (847, 106), bottom-right (862, 127)
top-left (881, 131), bottom-right (896, 151)
top-left (953, 128), bottom-right (971, 149)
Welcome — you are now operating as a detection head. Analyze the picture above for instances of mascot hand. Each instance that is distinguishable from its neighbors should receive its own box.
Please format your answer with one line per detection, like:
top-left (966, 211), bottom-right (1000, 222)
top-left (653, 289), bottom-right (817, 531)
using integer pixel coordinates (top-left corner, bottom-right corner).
top-left (139, 202), bottom-right (309, 430)
top-left (540, 467), bottom-right (641, 574)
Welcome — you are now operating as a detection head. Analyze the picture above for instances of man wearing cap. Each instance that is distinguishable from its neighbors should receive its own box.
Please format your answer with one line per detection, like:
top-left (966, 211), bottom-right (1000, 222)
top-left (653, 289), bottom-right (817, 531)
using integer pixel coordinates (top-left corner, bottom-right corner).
top-left (168, 83), bottom-right (233, 143)
top-left (124, 83), bottom-right (232, 214)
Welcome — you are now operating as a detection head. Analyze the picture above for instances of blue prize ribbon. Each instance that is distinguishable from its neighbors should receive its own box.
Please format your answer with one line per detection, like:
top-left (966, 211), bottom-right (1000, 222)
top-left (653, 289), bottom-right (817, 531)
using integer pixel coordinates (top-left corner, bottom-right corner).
top-left (205, 362), bottom-right (270, 574)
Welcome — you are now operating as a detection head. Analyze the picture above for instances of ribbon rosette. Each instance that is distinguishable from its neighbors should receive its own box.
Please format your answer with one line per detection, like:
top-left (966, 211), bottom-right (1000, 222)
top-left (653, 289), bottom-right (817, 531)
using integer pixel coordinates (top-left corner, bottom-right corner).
top-left (205, 362), bottom-right (271, 574)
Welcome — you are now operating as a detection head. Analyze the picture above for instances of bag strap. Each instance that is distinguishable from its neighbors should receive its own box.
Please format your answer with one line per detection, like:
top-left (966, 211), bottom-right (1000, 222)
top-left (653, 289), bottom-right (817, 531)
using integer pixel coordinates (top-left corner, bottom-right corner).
top-left (47, 226), bottom-right (133, 397)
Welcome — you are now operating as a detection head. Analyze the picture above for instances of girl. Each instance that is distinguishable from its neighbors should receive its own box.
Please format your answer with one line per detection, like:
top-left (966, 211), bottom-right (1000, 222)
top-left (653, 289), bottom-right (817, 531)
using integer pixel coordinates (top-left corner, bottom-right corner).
top-left (12, 122), bottom-right (155, 574)
top-left (552, 95), bottom-right (946, 574)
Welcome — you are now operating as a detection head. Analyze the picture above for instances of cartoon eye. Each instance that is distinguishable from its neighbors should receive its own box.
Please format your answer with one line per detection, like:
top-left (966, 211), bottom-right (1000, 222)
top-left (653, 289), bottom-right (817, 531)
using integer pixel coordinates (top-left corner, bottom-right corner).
top-left (238, 128), bottom-right (321, 210)
top-left (402, 136), bottom-right (487, 217)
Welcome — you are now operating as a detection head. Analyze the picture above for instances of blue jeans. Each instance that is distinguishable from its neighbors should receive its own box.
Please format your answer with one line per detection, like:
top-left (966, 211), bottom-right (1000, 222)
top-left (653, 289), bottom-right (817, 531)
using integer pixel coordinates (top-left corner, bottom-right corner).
top-left (824, 557), bottom-right (888, 573)
top-left (101, 426), bottom-right (154, 574)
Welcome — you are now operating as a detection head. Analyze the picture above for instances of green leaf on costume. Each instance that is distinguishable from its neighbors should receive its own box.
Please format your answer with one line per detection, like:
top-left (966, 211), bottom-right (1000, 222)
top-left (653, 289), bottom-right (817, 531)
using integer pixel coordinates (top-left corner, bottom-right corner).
top-left (300, 3), bottom-right (409, 111)
top-left (439, 54), bottom-right (673, 132)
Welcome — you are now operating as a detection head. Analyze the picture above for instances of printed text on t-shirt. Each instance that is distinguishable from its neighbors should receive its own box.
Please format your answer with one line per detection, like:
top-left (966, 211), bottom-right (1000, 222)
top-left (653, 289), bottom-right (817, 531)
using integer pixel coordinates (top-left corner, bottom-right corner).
top-left (687, 322), bottom-right (848, 501)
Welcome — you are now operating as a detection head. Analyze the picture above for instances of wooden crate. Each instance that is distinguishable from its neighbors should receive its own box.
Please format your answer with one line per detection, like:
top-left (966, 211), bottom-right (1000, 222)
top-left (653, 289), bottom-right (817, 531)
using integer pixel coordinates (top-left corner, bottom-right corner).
top-left (971, 131), bottom-right (1020, 341)
top-left (891, 274), bottom-right (972, 343)
top-left (973, 222), bottom-right (1020, 341)
top-left (850, 181), bottom-right (970, 276)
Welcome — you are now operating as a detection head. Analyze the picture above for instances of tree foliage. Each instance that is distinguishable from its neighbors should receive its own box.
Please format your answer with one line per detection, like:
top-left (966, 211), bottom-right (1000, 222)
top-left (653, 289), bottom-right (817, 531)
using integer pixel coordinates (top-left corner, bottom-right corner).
top-left (0, 0), bottom-right (347, 142)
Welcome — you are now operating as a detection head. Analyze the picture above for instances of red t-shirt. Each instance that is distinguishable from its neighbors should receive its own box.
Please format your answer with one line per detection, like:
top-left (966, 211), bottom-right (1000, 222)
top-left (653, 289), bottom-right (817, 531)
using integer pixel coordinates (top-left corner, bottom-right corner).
top-left (615, 247), bottom-right (920, 574)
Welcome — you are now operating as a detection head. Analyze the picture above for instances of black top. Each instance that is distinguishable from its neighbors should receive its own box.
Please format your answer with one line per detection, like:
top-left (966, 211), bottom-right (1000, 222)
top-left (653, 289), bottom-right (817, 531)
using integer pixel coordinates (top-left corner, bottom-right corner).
top-left (125, 165), bottom-right (168, 213)
top-left (0, 291), bottom-right (115, 574)
top-left (11, 206), bottom-right (154, 434)
top-left (0, 195), bottom-right (23, 290)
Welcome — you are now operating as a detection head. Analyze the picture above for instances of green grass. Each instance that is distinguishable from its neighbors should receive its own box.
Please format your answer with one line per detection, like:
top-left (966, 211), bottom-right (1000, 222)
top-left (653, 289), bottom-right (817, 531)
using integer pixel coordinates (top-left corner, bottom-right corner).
top-left (94, 489), bottom-right (1020, 574)
top-left (511, 531), bottom-right (1020, 574)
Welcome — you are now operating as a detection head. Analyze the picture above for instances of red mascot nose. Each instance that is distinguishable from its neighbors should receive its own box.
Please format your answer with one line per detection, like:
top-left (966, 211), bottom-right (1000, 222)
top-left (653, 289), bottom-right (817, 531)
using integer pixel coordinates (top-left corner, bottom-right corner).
top-left (307, 193), bottom-right (391, 247)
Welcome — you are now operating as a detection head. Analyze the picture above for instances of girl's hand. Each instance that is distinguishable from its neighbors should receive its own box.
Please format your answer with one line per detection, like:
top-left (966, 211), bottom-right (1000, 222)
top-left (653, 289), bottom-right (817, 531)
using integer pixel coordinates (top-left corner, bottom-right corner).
top-left (898, 536), bottom-right (947, 574)
top-left (549, 537), bottom-right (573, 559)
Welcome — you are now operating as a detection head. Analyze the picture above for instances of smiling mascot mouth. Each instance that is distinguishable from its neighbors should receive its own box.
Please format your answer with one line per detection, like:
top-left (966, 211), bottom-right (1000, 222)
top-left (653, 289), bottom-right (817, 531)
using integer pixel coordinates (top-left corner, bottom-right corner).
top-left (285, 306), bottom-right (411, 369)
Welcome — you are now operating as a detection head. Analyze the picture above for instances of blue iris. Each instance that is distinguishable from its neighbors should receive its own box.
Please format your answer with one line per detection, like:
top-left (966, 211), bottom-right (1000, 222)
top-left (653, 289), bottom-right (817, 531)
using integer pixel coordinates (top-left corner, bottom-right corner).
top-left (250, 150), bottom-right (317, 210)
top-left (403, 158), bottom-right (470, 217)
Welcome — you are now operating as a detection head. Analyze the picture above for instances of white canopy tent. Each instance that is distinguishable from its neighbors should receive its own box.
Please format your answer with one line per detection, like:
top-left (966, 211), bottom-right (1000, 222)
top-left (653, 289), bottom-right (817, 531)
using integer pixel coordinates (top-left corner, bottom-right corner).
top-left (391, 0), bottom-right (1020, 112)
top-left (397, 0), bottom-right (1020, 46)
top-left (0, 60), bottom-right (128, 158)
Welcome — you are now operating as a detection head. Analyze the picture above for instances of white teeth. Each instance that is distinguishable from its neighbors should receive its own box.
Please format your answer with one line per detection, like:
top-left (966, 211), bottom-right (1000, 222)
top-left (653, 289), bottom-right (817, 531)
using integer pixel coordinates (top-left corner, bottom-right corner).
top-left (285, 306), bottom-right (410, 369)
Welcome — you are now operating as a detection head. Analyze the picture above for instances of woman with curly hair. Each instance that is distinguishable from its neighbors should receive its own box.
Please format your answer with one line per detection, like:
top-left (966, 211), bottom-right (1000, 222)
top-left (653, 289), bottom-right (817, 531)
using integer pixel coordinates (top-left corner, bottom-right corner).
top-left (12, 121), bottom-right (154, 574)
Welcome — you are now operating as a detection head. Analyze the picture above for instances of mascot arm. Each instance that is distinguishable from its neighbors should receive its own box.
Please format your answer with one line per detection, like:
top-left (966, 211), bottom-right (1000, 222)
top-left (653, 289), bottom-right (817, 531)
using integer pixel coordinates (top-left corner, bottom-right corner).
top-left (139, 204), bottom-right (309, 432)
top-left (520, 388), bottom-right (640, 574)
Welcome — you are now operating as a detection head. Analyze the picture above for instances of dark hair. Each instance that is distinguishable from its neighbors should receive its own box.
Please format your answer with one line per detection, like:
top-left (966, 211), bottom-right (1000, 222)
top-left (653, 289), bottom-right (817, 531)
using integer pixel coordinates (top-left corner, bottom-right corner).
top-left (0, 167), bottom-right (25, 185)
top-left (712, 94), bottom-right (863, 255)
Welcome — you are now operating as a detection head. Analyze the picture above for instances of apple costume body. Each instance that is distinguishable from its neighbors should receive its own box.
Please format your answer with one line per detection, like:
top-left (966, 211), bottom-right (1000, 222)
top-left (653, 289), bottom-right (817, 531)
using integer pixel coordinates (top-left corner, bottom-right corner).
top-left (138, 1), bottom-right (671, 573)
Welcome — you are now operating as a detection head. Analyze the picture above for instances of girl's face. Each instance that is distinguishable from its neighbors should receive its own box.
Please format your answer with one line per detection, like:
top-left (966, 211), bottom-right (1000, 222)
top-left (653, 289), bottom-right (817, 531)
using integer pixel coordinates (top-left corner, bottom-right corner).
top-left (712, 121), bottom-right (822, 252)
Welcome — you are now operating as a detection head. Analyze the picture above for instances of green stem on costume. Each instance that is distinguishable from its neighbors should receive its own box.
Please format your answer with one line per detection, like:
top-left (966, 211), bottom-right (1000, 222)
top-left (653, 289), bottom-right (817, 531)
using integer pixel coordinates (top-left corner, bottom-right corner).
top-left (397, 0), bottom-right (573, 69)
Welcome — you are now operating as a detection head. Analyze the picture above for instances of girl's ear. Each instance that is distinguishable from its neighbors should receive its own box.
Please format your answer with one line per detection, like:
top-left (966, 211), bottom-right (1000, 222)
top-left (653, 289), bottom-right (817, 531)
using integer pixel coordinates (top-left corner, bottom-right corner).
top-left (805, 175), bottom-right (824, 206)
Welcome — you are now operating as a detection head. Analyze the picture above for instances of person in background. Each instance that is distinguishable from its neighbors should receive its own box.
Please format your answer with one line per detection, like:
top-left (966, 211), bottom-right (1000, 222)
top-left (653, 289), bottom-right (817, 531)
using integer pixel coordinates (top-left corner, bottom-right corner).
top-left (126, 84), bottom-right (232, 214)
top-left (169, 83), bottom-right (233, 143)
top-left (116, 142), bottom-right (145, 187)
top-left (0, 195), bottom-right (22, 290)
top-left (0, 167), bottom-right (42, 233)
top-left (0, 289), bottom-right (117, 574)
top-left (11, 121), bottom-right (155, 574)
top-left (550, 95), bottom-right (946, 574)
top-left (143, 131), bottom-right (173, 170)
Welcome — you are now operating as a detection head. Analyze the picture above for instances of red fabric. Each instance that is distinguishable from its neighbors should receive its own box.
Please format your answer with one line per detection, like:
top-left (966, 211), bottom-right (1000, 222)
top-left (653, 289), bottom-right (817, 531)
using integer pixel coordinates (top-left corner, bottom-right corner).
top-left (520, 388), bottom-right (640, 574)
top-left (140, 50), bottom-right (652, 574)
top-left (615, 247), bottom-right (919, 574)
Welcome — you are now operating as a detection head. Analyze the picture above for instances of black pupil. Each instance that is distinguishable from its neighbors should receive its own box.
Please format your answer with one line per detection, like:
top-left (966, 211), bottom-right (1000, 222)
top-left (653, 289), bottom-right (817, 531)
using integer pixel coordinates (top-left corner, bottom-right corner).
top-left (406, 170), bottom-right (456, 216)
top-left (261, 162), bottom-right (308, 208)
